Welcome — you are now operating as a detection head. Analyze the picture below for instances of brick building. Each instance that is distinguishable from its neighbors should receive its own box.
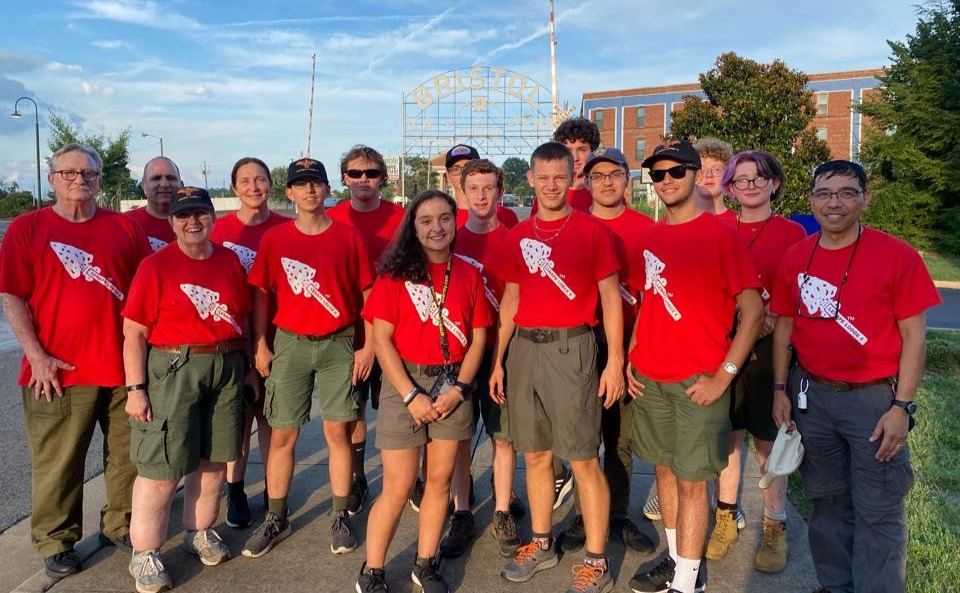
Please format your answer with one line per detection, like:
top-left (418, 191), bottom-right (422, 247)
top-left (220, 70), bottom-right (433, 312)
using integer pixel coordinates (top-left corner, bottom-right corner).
top-left (580, 69), bottom-right (881, 203)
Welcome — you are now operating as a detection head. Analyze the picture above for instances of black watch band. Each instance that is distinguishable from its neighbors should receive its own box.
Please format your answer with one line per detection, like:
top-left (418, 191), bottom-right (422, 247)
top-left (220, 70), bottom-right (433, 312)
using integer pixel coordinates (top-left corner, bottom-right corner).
top-left (126, 383), bottom-right (147, 393)
top-left (453, 380), bottom-right (472, 395)
top-left (890, 399), bottom-right (917, 415)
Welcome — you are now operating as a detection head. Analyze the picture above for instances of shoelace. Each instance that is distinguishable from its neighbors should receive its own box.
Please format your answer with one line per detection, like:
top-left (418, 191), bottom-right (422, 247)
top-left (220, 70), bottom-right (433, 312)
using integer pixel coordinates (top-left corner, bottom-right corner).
top-left (256, 514), bottom-right (284, 539)
top-left (135, 552), bottom-right (166, 578)
top-left (332, 513), bottom-right (350, 534)
top-left (416, 559), bottom-right (442, 582)
top-left (570, 564), bottom-right (605, 592)
top-left (448, 515), bottom-right (470, 537)
top-left (760, 521), bottom-right (780, 551)
top-left (361, 568), bottom-right (387, 591)
top-left (513, 541), bottom-right (545, 564)
top-left (714, 510), bottom-right (734, 541)
top-left (646, 556), bottom-right (674, 579)
top-left (496, 513), bottom-right (518, 538)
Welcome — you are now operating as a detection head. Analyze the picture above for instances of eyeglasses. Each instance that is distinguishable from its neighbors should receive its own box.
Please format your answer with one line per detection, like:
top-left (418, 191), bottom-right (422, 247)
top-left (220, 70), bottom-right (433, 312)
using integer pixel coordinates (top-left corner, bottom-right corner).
top-left (811, 189), bottom-right (862, 202)
top-left (345, 169), bottom-right (383, 179)
top-left (172, 210), bottom-right (212, 221)
top-left (53, 170), bottom-right (100, 182)
top-left (447, 165), bottom-right (464, 176)
top-left (290, 179), bottom-right (326, 189)
top-left (702, 166), bottom-right (725, 177)
top-left (648, 165), bottom-right (697, 183)
top-left (731, 177), bottom-right (771, 190)
top-left (588, 170), bottom-right (627, 183)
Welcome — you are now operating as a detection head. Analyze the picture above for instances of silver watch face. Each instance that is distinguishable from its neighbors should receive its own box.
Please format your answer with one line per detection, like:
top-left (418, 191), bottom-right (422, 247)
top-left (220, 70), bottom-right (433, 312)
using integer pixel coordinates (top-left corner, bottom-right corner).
top-left (723, 362), bottom-right (738, 375)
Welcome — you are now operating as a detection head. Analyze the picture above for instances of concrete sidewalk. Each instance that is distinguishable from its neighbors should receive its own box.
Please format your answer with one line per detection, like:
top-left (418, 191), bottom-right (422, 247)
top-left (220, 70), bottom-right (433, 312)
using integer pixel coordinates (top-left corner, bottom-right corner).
top-left (3, 408), bottom-right (820, 593)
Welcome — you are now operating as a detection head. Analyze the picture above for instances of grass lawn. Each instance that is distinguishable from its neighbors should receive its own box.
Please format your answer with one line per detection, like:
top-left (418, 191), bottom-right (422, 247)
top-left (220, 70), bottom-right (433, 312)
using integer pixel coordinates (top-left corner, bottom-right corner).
top-left (787, 330), bottom-right (960, 593)
top-left (923, 251), bottom-right (960, 282)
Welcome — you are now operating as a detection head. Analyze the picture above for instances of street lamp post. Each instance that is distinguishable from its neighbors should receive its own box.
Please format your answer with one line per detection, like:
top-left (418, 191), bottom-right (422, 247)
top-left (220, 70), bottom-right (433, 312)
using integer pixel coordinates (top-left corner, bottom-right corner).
top-left (10, 97), bottom-right (42, 210)
top-left (141, 132), bottom-right (164, 156)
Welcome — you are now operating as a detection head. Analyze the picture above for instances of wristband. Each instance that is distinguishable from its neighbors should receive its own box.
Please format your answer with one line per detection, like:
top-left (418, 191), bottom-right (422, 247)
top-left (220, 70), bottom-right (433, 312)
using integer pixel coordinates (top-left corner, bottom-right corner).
top-left (773, 383), bottom-right (787, 392)
top-left (453, 380), bottom-right (472, 396)
top-left (126, 383), bottom-right (147, 393)
top-left (402, 386), bottom-right (423, 407)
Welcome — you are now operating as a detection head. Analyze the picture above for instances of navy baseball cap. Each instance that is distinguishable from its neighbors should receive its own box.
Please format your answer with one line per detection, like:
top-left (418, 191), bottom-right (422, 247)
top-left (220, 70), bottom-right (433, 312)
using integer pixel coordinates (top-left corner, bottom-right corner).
top-left (640, 139), bottom-right (702, 169)
top-left (583, 146), bottom-right (630, 175)
top-left (287, 157), bottom-right (329, 186)
top-left (444, 144), bottom-right (480, 168)
top-left (168, 186), bottom-right (214, 216)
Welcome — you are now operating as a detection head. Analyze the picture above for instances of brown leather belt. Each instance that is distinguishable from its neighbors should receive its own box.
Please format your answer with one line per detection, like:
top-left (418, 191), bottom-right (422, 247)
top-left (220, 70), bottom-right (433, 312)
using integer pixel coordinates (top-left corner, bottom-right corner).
top-left (517, 324), bottom-right (591, 344)
top-left (805, 370), bottom-right (893, 392)
top-left (280, 326), bottom-right (354, 342)
top-left (404, 361), bottom-right (462, 377)
top-left (152, 338), bottom-right (246, 355)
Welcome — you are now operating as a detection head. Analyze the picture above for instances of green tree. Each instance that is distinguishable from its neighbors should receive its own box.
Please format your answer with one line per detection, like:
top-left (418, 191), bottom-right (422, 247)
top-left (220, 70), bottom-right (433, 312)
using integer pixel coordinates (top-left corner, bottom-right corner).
top-left (0, 180), bottom-right (36, 218)
top-left (269, 165), bottom-right (288, 209)
top-left (46, 112), bottom-right (137, 211)
top-left (857, 1), bottom-right (960, 253)
top-left (400, 156), bottom-right (435, 198)
top-left (502, 157), bottom-right (533, 197)
top-left (669, 52), bottom-right (831, 215)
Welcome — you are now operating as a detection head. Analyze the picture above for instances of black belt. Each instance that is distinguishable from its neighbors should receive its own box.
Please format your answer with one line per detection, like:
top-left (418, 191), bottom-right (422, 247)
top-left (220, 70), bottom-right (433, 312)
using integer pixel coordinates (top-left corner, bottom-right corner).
top-left (281, 326), bottom-right (354, 342)
top-left (517, 325), bottom-right (591, 344)
top-left (404, 361), bottom-right (461, 377)
top-left (805, 370), bottom-right (894, 392)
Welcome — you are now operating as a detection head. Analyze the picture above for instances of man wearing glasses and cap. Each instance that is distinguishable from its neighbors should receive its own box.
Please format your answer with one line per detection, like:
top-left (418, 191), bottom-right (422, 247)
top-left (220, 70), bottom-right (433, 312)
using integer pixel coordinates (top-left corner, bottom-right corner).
top-left (770, 160), bottom-right (940, 593)
top-left (0, 143), bottom-right (150, 581)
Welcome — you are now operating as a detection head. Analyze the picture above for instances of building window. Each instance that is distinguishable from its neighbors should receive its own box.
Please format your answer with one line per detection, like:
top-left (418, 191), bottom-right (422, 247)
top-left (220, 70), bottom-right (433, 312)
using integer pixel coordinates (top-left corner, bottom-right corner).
top-left (635, 138), bottom-right (646, 160)
top-left (816, 92), bottom-right (829, 117)
top-left (636, 106), bottom-right (646, 127)
top-left (594, 110), bottom-right (605, 129)
top-left (816, 126), bottom-right (828, 140)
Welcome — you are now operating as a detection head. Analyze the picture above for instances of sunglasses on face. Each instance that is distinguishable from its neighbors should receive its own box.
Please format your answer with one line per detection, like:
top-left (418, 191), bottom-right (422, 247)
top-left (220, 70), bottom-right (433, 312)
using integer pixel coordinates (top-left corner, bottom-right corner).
top-left (649, 165), bottom-right (697, 183)
top-left (344, 169), bottom-right (383, 179)
top-left (172, 210), bottom-right (211, 221)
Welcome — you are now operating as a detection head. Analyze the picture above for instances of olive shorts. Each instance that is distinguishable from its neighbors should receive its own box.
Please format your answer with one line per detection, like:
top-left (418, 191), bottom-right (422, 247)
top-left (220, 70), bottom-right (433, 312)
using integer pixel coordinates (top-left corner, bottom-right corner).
top-left (376, 364), bottom-right (474, 450)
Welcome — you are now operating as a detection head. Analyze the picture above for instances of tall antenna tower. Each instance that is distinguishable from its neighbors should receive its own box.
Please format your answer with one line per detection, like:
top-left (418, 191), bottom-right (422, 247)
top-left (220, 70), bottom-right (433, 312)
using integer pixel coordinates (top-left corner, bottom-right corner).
top-left (306, 53), bottom-right (317, 157)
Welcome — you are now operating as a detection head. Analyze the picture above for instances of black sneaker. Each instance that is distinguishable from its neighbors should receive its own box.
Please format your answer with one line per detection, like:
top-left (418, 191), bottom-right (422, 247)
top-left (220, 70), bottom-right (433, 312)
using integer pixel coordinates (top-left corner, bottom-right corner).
top-left (408, 477), bottom-right (425, 513)
top-left (553, 464), bottom-right (574, 510)
top-left (411, 556), bottom-right (448, 593)
top-left (560, 514), bottom-right (586, 553)
top-left (439, 511), bottom-right (475, 558)
top-left (44, 549), bottom-right (81, 579)
top-left (331, 509), bottom-right (358, 554)
top-left (611, 518), bottom-right (655, 553)
top-left (356, 562), bottom-right (389, 593)
top-left (629, 556), bottom-right (704, 593)
top-left (226, 490), bottom-right (253, 528)
top-left (347, 476), bottom-right (369, 517)
top-left (241, 511), bottom-right (292, 558)
top-left (509, 491), bottom-right (526, 518)
top-left (491, 510), bottom-right (522, 557)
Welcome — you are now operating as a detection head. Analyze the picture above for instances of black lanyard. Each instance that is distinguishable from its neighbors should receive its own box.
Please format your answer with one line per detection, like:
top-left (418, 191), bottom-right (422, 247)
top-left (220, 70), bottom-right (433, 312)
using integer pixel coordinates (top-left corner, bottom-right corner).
top-left (431, 255), bottom-right (454, 366)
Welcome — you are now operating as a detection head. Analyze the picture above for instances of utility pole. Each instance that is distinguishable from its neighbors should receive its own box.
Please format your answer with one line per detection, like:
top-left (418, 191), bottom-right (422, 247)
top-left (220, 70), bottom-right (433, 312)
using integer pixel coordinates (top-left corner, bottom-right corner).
top-left (200, 161), bottom-right (210, 189)
top-left (549, 0), bottom-right (560, 130)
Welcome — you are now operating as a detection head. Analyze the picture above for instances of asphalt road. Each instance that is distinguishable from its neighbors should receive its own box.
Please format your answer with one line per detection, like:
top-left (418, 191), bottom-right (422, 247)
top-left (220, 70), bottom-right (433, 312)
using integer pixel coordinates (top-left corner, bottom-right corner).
top-left (929, 288), bottom-right (960, 330)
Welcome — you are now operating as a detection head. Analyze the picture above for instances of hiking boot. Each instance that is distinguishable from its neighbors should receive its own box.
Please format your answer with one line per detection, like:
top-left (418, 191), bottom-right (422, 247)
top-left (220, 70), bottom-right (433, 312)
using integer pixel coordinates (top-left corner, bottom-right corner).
top-left (491, 510), bottom-right (522, 556)
top-left (408, 477), bottom-right (425, 513)
top-left (567, 562), bottom-right (614, 593)
top-left (331, 509), bottom-right (358, 554)
top-left (347, 476), bottom-right (369, 517)
top-left (44, 549), bottom-right (81, 579)
top-left (99, 532), bottom-right (134, 554)
top-left (356, 562), bottom-right (389, 593)
top-left (509, 491), bottom-right (526, 518)
top-left (183, 528), bottom-right (231, 566)
top-left (226, 489), bottom-right (253, 528)
top-left (705, 507), bottom-right (739, 560)
top-left (560, 514), bottom-right (586, 552)
top-left (553, 465), bottom-right (574, 510)
top-left (501, 539), bottom-right (559, 583)
top-left (129, 549), bottom-right (172, 593)
top-left (642, 494), bottom-right (661, 521)
top-left (439, 511), bottom-right (475, 558)
top-left (754, 517), bottom-right (787, 573)
top-left (629, 556), bottom-right (705, 593)
top-left (611, 518), bottom-right (655, 553)
top-left (411, 556), bottom-right (448, 593)
top-left (242, 511), bottom-right (292, 558)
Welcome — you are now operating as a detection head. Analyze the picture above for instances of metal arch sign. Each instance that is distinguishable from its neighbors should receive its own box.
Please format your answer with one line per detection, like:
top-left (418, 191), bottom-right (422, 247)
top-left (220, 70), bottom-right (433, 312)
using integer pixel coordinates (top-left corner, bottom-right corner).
top-left (403, 66), bottom-right (556, 157)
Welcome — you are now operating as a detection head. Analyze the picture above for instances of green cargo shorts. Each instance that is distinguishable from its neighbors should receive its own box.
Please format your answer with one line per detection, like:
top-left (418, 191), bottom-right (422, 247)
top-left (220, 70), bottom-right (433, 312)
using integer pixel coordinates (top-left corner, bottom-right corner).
top-left (264, 327), bottom-right (358, 428)
top-left (130, 348), bottom-right (246, 481)
top-left (630, 369), bottom-right (731, 482)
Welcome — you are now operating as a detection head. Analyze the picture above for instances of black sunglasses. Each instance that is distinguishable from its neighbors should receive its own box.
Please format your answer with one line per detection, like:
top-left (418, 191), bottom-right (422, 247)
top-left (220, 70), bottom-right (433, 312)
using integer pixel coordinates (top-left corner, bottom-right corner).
top-left (649, 164), bottom-right (697, 183)
top-left (344, 169), bottom-right (383, 179)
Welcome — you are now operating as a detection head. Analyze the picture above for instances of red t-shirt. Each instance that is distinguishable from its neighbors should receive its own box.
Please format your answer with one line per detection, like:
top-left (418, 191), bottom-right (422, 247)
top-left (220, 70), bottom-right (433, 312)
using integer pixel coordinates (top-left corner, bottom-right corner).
top-left (504, 210), bottom-right (619, 328)
top-left (716, 209), bottom-right (738, 223)
top-left (531, 186), bottom-right (593, 215)
top-left (771, 227), bottom-right (941, 382)
top-left (455, 225), bottom-right (511, 348)
top-left (327, 199), bottom-right (405, 269)
top-left (247, 221), bottom-right (374, 335)
top-left (456, 206), bottom-right (519, 230)
top-left (722, 215), bottom-right (807, 303)
top-left (124, 244), bottom-right (250, 345)
top-left (363, 258), bottom-right (493, 365)
top-left (628, 214), bottom-right (761, 382)
top-left (125, 207), bottom-right (176, 252)
top-left (0, 208), bottom-right (150, 387)
top-left (594, 208), bottom-right (655, 339)
top-left (209, 211), bottom-right (290, 273)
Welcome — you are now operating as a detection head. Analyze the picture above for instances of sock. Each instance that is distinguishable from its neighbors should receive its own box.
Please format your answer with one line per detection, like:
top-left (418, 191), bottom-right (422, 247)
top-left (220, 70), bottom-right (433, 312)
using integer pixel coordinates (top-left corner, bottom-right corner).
top-left (532, 531), bottom-right (552, 550)
top-left (717, 500), bottom-right (737, 512)
top-left (352, 441), bottom-right (367, 482)
top-left (672, 555), bottom-right (701, 593)
top-left (665, 528), bottom-right (677, 562)
top-left (764, 508), bottom-right (788, 522)
top-left (584, 552), bottom-right (607, 570)
top-left (226, 480), bottom-right (246, 501)
top-left (332, 495), bottom-right (349, 513)
top-left (268, 496), bottom-right (288, 519)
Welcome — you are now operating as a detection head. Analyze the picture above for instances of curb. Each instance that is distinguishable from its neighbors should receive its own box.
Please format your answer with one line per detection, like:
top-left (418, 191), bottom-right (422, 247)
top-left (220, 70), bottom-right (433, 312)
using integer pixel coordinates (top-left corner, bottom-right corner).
top-left (933, 280), bottom-right (960, 289)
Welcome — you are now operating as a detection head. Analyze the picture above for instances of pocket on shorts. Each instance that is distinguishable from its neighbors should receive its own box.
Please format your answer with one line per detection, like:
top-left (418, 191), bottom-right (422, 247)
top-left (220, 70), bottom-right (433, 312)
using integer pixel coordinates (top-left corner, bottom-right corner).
top-left (22, 389), bottom-right (71, 418)
top-left (699, 417), bottom-right (731, 476)
top-left (131, 417), bottom-right (169, 469)
top-left (575, 336), bottom-right (598, 378)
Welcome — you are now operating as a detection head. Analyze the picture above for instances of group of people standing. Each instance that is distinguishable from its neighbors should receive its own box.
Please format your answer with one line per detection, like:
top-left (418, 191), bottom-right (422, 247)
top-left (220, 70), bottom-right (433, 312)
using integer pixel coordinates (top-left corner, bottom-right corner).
top-left (0, 114), bottom-right (939, 593)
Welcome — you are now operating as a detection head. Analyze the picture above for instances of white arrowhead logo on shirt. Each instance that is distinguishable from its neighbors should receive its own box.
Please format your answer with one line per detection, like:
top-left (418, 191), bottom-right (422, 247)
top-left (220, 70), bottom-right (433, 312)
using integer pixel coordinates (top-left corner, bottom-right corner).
top-left (180, 283), bottom-right (242, 334)
top-left (280, 257), bottom-right (342, 318)
top-left (223, 242), bottom-right (257, 273)
top-left (404, 281), bottom-right (468, 346)
top-left (49, 242), bottom-right (124, 300)
top-left (519, 238), bottom-right (575, 300)
top-left (643, 250), bottom-right (681, 321)
top-left (455, 253), bottom-right (500, 311)
top-left (797, 273), bottom-right (868, 345)
top-left (148, 237), bottom-right (167, 252)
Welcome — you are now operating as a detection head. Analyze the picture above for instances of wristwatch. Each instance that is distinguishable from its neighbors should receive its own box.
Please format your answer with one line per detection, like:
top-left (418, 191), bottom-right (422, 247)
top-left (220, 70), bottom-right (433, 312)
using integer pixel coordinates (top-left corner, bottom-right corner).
top-left (722, 362), bottom-right (738, 376)
top-left (890, 399), bottom-right (917, 415)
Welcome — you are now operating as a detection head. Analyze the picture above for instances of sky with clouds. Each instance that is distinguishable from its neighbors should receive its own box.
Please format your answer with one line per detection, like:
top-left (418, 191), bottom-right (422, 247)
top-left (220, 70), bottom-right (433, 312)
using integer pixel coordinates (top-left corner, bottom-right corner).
top-left (1, 0), bottom-right (921, 195)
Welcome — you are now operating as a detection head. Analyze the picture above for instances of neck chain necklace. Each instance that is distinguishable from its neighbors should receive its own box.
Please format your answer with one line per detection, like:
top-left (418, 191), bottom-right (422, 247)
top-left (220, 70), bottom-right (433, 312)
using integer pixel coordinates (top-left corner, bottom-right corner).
top-left (737, 212), bottom-right (773, 251)
top-left (532, 210), bottom-right (573, 243)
